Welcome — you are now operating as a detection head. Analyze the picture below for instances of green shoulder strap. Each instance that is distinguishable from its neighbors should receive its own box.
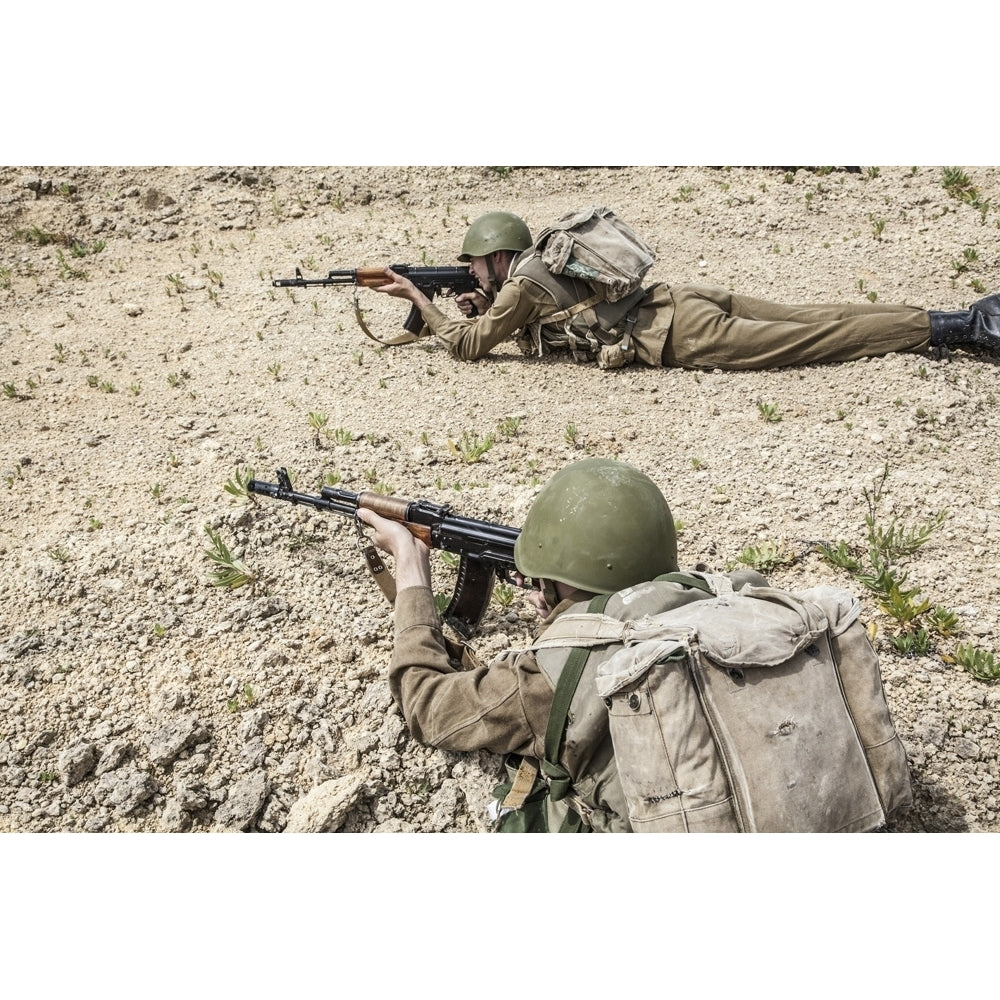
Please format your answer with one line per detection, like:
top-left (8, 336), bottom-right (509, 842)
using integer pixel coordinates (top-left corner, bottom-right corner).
top-left (654, 571), bottom-right (714, 594)
top-left (541, 593), bottom-right (611, 808)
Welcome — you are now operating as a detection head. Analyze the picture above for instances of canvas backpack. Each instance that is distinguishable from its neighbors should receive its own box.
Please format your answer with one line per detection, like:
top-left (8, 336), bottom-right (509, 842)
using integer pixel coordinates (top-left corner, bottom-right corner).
top-left (533, 206), bottom-right (657, 302)
top-left (497, 573), bottom-right (913, 833)
top-left (511, 207), bottom-right (657, 367)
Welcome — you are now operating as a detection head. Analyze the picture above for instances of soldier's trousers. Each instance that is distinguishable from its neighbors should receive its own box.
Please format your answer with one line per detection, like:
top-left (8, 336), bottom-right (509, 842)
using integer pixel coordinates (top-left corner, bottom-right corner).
top-left (661, 284), bottom-right (931, 370)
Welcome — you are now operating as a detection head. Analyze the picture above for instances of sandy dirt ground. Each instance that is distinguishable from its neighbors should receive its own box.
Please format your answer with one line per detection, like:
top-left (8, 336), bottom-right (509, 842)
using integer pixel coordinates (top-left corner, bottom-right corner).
top-left (1, 165), bottom-right (998, 834)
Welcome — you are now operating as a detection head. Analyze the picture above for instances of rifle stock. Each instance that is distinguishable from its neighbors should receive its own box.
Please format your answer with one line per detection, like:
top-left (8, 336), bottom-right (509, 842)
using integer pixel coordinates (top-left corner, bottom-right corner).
top-left (246, 468), bottom-right (525, 638)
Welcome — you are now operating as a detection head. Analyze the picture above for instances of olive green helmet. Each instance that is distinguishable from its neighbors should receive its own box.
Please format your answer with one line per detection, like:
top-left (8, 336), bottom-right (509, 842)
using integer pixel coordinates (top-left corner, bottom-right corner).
top-left (514, 458), bottom-right (679, 594)
top-left (458, 211), bottom-right (532, 261)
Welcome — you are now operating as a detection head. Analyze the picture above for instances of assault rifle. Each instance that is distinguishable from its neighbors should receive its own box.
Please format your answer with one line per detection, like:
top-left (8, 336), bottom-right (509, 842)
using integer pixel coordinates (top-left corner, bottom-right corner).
top-left (247, 468), bottom-right (525, 638)
top-left (272, 265), bottom-right (479, 343)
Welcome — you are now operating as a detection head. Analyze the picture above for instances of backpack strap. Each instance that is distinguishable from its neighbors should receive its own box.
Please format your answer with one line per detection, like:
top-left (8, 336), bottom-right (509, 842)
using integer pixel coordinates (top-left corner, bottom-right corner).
top-left (541, 594), bottom-right (610, 813)
top-left (654, 571), bottom-right (715, 594)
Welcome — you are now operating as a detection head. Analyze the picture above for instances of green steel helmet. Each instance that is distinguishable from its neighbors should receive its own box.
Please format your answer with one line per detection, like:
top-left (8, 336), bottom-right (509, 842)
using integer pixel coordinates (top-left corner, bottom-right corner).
top-left (514, 458), bottom-right (679, 594)
top-left (458, 211), bottom-right (532, 261)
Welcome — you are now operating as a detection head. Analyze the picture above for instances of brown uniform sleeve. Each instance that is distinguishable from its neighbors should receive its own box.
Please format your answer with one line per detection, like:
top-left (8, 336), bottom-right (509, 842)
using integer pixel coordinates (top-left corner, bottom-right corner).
top-left (419, 278), bottom-right (548, 361)
top-left (388, 586), bottom-right (551, 758)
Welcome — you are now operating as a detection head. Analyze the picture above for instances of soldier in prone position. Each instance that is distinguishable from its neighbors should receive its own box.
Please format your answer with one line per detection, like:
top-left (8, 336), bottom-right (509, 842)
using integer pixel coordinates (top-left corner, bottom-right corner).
top-left (368, 210), bottom-right (1000, 368)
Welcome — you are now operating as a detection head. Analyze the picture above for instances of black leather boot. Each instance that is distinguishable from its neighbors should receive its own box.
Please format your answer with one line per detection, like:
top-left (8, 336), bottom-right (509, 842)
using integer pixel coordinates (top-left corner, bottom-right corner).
top-left (971, 292), bottom-right (1000, 317)
top-left (928, 300), bottom-right (1000, 359)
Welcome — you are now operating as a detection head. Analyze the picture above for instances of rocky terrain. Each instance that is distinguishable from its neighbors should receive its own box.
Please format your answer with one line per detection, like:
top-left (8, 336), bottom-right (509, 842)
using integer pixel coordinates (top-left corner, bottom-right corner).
top-left (1, 164), bottom-right (998, 834)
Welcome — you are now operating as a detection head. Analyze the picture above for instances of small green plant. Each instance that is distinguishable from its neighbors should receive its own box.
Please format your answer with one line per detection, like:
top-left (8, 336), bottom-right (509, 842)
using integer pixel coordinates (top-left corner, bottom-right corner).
top-left (493, 582), bottom-right (517, 609)
top-left (954, 644), bottom-right (999, 681)
top-left (816, 540), bottom-right (863, 574)
top-left (86, 517), bottom-right (103, 532)
top-left (224, 466), bottom-right (256, 501)
top-left (152, 623), bottom-right (167, 638)
top-left (564, 423), bottom-right (581, 447)
top-left (497, 416), bottom-right (522, 438)
top-left (448, 431), bottom-right (495, 464)
top-left (819, 463), bottom-right (949, 644)
top-left (56, 250), bottom-right (87, 280)
top-left (203, 525), bottom-right (256, 590)
top-left (308, 411), bottom-right (330, 447)
top-left (889, 630), bottom-right (931, 656)
top-left (926, 606), bottom-right (959, 638)
top-left (874, 581), bottom-right (932, 631)
top-left (332, 427), bottom-right (353, 446)
top-left (14, 225), bottom-right (63, 246)
top-left (757, 400), bottom-right (782, 423)
top-left (870, 217), bottom-right (886, 240)
top-left (731, 540), bottom-right (792, 574)
top-left (46, 546), bottom-right (71, 563)
top-left (941, 167), bottom-right (979, 204)
top-left (267, 361), bottom-right (283, 380)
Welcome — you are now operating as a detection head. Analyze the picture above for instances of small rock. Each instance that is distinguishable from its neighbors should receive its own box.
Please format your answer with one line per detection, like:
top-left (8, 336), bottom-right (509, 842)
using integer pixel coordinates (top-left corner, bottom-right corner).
top-left (283, 775), bottom-right (368, 833)
top-left (57, 740), bottom-right (98, 787)
top-left (213, 769), bottom-right (270, 830)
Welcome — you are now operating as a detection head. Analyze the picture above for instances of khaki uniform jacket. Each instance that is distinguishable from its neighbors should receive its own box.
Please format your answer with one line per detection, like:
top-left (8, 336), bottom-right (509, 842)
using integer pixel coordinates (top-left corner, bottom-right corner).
top-left (418, 255), bottom-right (931, 370)
top-left (388, 569), bottom-right (769, 830)
top-left (419, 251), bottom-right (674, 367)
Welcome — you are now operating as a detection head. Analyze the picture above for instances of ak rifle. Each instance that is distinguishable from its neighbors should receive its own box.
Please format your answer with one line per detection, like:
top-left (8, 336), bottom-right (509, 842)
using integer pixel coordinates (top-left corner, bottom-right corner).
top-left (247, 468), bottom-right (525, 638)
top-left (272, 264), bottom-right (479, 343)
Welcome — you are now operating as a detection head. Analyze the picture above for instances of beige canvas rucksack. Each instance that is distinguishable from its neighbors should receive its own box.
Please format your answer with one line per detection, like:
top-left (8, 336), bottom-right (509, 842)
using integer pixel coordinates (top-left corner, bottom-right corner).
top-left (526, 573), bottom-right (913, 832)
top-left (512, 206), bottom-right (657, 367)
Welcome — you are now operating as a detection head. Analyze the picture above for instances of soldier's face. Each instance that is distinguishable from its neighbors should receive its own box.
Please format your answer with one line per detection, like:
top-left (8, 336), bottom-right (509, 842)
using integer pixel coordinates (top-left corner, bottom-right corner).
top-left (467, 254), bottom-right (491, 289)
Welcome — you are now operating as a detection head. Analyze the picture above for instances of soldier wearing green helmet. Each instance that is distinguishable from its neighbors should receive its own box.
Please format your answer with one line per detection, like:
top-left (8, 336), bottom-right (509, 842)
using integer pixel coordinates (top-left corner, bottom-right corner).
top-left (356, 457), bottom-right (767, 832)
top-left (513, 457), bottom-right (679, 594)
top-left (369, 208), bottom-right (1000, 367)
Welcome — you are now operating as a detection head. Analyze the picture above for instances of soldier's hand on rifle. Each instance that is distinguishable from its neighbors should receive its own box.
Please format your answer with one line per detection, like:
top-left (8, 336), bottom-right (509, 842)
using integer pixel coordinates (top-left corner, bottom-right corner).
top-left (368, 266), bottom-right (431, 308)
top-left (510, 571), bottom-right (557, 619)
top-left (356, 508), bottom-right (433, 590)
top-left (455, 289), bottom-right (490, 317)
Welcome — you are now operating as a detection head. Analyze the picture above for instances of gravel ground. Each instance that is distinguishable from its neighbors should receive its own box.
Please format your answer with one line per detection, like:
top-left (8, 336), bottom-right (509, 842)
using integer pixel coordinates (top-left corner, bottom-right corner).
top-left (1, 164), bottom-right (998, 834)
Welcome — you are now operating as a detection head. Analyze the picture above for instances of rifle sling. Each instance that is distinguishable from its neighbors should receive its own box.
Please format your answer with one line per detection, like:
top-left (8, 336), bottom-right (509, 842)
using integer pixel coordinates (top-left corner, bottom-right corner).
top-left (360, 541), bottom-right (397, 604)
top-left (353, 292), bottom-right (433, 346)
